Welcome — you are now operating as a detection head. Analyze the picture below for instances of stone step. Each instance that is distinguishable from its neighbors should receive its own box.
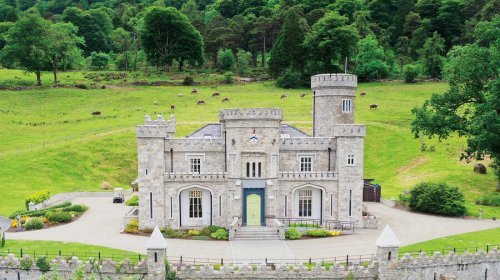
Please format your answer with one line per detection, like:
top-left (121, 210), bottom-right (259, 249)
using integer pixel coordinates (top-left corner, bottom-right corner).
top-left (233, 227), bottom-right (280, 240)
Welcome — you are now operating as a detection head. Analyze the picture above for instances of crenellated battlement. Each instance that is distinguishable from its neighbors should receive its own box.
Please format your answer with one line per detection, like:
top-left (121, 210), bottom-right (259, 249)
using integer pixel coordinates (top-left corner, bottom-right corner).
top-left (311, 74), bottom-right (357, 90)
top-left (220, 108), bottom-right (282, 121)
top-left (136, 114), bottom-right (176, 138)
top-left (333, 124), bottom-right (366, 137)
top-left (280, 137), bottom-right (334, 150)
top-left (392, 249), bottom-right (499, 268)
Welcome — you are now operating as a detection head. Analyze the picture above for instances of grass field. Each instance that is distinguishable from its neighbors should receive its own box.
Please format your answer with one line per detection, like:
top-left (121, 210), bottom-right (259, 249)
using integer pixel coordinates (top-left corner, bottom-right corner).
top-left (0, 69), bottom-right (498, 218)
top-left (0, 239), bottom-right (142, 261)
top-left (400, 227), bottom-right (500, 255)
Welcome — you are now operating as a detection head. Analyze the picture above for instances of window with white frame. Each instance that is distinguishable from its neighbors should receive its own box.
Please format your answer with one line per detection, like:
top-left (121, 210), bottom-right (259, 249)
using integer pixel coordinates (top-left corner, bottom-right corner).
top-left (190, 157), bottom-right (202, 174)
top-left (298, 189), bottom-right (312, 217)
top-left (189, 190), bottom-right (202, 218)
top-left (300, 156), bottom-right (313, 172)
top-left (347, 154), bottom-right (355, 166)
top-left (342, 99), bottom-right (352, 112)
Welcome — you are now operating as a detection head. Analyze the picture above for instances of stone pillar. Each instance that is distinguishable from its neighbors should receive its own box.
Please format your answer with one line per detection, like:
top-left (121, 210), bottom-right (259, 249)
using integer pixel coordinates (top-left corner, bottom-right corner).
top-left (146, 226), bottom-right (167, 279)
top-left (376, 225), bottom-right (400, 262)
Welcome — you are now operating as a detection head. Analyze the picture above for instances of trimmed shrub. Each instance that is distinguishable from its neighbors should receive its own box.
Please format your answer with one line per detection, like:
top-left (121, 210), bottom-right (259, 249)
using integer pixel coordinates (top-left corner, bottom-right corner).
top-left (25, 218), bottom-right (44, 230)
top-left (36, 256), bottom-right (51, 272)
top-left (9, 202), bottom-right (72, 219)
top-left (25, 190), bottom-right (50, 210)
top-left (200, 227), bottom-right (211, 236)
top-left (476, 193), bottom-right (500, 206)
top-left (188, 230), bottom-right (201, 236)
top-left (403, 64), bottom-right (419, 83)
top-left (125, 219), bottom-right (139, 234)
top-left (276, 68), bottom-right (300, 89)
top-left (10, 219), bottom-right (18, 228)
top-left (20, 255), bottom-right (33, 270)
top-left (183, 76), bottom-right (194, 86)
top-left (210, 229), bottom-right (229, 240)
top-left (125, 195), bottom-right (139, 206)
top-left (163, 227), bottom-right (187, 238)
top-left (46, 211), bottom-right (72, 223)
top-left (329, 230), bottom-right (342, 236)
top-left (408, 182), bottom-right (466, 216)
top-left (206, 225), bottom-right (225, 234)
top-left (304, 229), bottom-right (330, 237)
top-left (285, 228), bottom-right (302, 240)
top-left (60, 204), bottom-right (88, 213)
top-left (192, 235), bottom-right (209, 241)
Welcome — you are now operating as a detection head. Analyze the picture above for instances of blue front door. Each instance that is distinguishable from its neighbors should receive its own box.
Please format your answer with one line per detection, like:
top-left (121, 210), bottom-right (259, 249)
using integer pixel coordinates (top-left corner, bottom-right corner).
top-left (242, 188), bottom-right (265, 226)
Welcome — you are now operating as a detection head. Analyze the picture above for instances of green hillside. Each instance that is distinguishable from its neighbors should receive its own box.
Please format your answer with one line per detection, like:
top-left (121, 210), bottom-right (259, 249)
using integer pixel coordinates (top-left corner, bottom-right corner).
top-left (0, 69), bottom-right (497, 217)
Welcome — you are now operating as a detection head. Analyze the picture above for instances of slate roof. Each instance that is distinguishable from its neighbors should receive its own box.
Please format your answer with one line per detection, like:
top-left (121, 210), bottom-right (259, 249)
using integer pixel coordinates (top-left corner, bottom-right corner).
top-left (186, 124), bottom-right (309, 138)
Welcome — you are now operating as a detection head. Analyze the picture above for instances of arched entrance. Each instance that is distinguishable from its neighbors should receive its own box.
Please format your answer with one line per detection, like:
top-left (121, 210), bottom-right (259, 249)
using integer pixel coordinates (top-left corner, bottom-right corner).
top-left (242, 188), bottom-right (265, 226)
top-left (292, 185), bottom-right (324, 222)
top-left (178, 186), bottom-right (212, 227)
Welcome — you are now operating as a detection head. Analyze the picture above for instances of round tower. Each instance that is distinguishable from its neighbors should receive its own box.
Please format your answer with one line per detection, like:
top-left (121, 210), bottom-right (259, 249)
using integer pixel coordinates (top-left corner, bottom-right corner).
top-left (311, 74), bottom-right (357, 137)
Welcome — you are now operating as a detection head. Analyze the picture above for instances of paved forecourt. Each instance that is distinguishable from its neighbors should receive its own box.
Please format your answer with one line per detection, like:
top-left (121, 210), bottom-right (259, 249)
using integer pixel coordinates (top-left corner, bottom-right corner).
top-left (7, 197), bottom-right (499, 260)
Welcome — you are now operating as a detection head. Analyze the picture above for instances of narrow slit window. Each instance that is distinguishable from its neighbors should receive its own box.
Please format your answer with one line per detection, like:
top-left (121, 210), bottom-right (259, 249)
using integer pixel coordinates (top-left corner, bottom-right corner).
top-left (169, 196), bottom-right (173, 218)
top-left (246, 162), bottom-right (250, 177)
top-left (284, 195), bottom-right (288, 217)
top-left (349, 190), bottom-right (352, 217)
top-left (258, 162), bottom-right (262, 177)
top-left (219, 195), bottom-right (222, 217)
top-left (330, 193), bottom-right (333, 216)
top-left (149, 192), bottom-right (153, 219)
top-left (189, 190), bottom-right (203, 218)
top-left (347, 154), bottom-right (355, 166)
top-left (252, 162), bottom-right (256, 177)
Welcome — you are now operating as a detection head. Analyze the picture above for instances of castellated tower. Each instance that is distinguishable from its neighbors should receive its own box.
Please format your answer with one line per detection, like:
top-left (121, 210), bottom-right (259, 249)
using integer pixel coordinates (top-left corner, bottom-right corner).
top-left (136, 115), bottom-right (176, 230)
top-left (312, 74), bottom-right (366, 222)
top-left (311, 74), bottom-right (357, 137)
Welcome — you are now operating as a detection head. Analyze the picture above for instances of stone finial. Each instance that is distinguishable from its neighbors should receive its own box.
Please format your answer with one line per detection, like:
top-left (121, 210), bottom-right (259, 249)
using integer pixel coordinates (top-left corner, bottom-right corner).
top-left (376, 225), bottom-right (400, 247)
top-left (144, 115), bottom-right (151, 123)
top-left (146, 226), bottom-right (167, 250)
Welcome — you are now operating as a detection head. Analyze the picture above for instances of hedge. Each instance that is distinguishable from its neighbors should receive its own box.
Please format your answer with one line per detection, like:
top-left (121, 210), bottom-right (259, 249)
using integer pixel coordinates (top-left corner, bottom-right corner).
top-left (25, 190), bottom-right (51, 210)
top-left (409, 182), bottom-right (466, 216)
top-left (25, 218), bottom-right (44, 230)
top-left (9, 202), bottom-right (72, 219)
top-left (46, 211), bottom-right (72, 223)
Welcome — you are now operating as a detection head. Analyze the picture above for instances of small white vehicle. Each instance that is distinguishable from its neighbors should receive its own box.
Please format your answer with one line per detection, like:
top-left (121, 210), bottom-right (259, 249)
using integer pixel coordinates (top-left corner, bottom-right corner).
top-left (113, 188), bottom-right (124, 203)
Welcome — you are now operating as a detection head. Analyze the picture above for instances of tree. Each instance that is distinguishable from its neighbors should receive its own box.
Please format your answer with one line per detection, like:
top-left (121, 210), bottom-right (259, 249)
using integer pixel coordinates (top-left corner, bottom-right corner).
top-left (354, 35), bottom-right (389, 81)
top-left (437, 0), bottom-right (465, 49)
top-left (268, 7), bottom-right (308, 77)
top-left (217, 49), bottom-right (234, 71)
top-left (90, 51), bottom-right (109, 70)
top-left (1, 11), bottom-right (50, 86)
top-left (0, 22), bottom-right (14, 51)
top-left (111, 27), bottom-right (132, 71)
top-left (235, 48), bottom-right (252, 75)
top-left (420, 31), bottom-right (445, 78)
top-left (141, 6), bottom-right (204, 70)
top-left (412, 17), bottom-right (499, 189)
top-left (303, 11), bottom-right (359, 73)
top-left (0, 0), bottom-right (17, 22)
top-left (46, 22), bottom-right (84, 84)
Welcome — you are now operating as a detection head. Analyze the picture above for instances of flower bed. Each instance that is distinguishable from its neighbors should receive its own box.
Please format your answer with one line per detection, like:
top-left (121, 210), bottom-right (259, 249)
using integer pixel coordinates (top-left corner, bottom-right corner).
top-left (123, 221), bottom-right (229, 241)
top-left (285, 227), bottom-right (343, 240)
top-left (8, 202), bottom-right (88, 231)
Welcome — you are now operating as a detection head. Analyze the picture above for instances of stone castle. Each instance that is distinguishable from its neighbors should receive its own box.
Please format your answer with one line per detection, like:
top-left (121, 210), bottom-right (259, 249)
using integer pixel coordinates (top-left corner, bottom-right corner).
top-left (136, 74), bottom-right (366, 230)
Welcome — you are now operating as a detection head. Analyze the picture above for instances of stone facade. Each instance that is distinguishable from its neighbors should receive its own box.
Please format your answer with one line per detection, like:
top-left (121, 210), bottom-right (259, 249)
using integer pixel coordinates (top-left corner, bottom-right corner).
top-left (136, 74), bottom-right (366, 230)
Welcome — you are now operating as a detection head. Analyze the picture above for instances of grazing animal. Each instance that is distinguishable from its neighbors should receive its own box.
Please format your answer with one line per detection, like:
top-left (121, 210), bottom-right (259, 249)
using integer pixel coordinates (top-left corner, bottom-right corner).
top-left (369, 103), bottom-right (378, 109)
top-left (197, 100), bottom-right (205, 105)
top-left (191, 88), bottom-right (198, 94)
top-left (212, 92), bottom-right (220, 97)
top-left (221, 97), bottom-right (230, 103)
top-left (300, 93), bottom-right (306, 98)
top-left (170, 105), bottom-right (176, 111)
top-left (360, 92), bottom-right (367, 97)
top-left (91, 111), bottom-right (101, 116)
top-left (280, 94), bottom-right (288, 99)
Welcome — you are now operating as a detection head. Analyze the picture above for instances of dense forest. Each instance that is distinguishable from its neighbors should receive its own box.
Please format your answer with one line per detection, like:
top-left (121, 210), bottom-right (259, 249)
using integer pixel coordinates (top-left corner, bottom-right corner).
top-left (0, 0), bottom-right (498, 87)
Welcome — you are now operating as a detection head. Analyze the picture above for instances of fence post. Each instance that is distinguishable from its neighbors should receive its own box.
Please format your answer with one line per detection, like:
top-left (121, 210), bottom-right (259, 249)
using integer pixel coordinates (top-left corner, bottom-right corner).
top-left (309, 258), bottom-right (311, 265)
top-left (346, 255), bottom-right (349, 268)
top-left (180, 256), bottom-right (183, 265)
top-left (98, 252), bottom-right (101, 260)
top-left (20, 249), bottom-right (22, 258)
top-left (221, 258), bottom-right (223, 265)
top-left (486, 245), bottom-right (489, 253)
top-left (59, 250), bottom-right (61, 256)
top-left (265, 258), bottom-right (267, 265)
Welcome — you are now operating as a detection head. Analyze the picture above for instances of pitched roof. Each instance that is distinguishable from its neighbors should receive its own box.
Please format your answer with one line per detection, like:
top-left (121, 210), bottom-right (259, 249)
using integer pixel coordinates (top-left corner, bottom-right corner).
top-left (376, 225), bottom-right (400, 247)
top-left (146, 226), bottom-right (167, 249)
top-left (186, 124), bottom-right (309, 138)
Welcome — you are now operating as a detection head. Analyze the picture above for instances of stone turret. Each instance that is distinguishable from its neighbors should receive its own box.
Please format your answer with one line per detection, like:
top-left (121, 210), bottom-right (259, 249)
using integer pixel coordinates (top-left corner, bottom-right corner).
top-left (146, 226), bottom-right (167, 279)
top-left (311, 74), bottom-right (357, 137)
top-left (376, 225), bottom-right (400, 262)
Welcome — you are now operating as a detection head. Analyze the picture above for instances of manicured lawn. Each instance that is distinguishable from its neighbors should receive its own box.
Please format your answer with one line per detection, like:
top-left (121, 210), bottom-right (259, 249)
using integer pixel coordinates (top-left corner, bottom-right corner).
top-left (400, 227), bottom-right (500, 255)
top-left (0, 69), bottom-right (497, 218)
top-left (0, 239), bottom-right (143, 261)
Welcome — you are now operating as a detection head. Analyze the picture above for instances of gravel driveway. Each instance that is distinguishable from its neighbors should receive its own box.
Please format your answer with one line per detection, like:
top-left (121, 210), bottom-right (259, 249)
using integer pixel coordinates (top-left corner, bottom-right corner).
top-left (8, 198), bottom-right (498, 260)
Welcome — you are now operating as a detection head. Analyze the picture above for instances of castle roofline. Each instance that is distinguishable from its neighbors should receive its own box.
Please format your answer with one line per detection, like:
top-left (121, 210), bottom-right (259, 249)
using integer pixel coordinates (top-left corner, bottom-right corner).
top-left (220, 108), bottom-right (282, 121)
top-left (311, 73), bottom-right (357, 89)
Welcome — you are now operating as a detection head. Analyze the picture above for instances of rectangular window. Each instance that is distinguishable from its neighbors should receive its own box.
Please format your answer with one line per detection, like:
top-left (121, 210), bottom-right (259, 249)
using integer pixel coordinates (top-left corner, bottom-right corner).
top-left (330, 193), bottom-right (333, 216)
top-left (342, 99), bottom-right (352, 112)
top-left (284, 195), bottom-right (288, 217)
top-left (258, 162), bottom-right (262, 177)
top-left (298, 190), bottom-right (312, 217)
top-left (189, 190), bottom-right (203, 218)
top-left (170, 196), bottom-right (173, 218)
top-left (252, 162), bottom-right (256, 177)
top-left (246, 162), bottom-right (250, 177)
top-left (300, 156), bottom-right (313, 172)
top-left (190, 158), bottom-right (201, 174)
top-left (219, 195), bottom-right (222, 217)
top-left (347, 154), bottom-right (355, 166)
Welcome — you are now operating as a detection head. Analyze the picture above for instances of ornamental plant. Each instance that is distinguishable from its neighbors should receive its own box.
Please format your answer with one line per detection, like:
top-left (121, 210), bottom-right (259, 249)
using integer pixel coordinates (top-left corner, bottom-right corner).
top-left (36, 256), bottom-right (51, 273)
top-left (25, 190), bottom-right (51, 210)
top-left (285, 228), bottom-right (302, 240)
top-left (125, 219), bottom-right (139, 234)
top-left (210, 228), bottom-right (229, 240)
top-left (305, 229), bottom-right (330, 237)
top-left (25, 218), bottom-right (44, 230)
top-left (46, 211), bottom-right (72, 223)
top-left (409, 182), bottom-right (466, 216)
